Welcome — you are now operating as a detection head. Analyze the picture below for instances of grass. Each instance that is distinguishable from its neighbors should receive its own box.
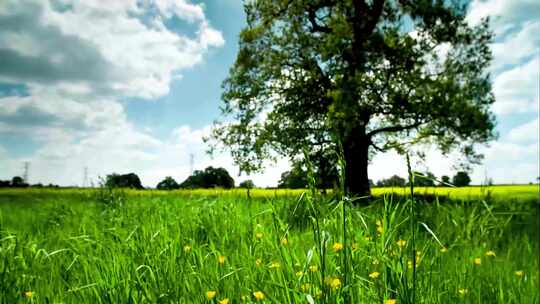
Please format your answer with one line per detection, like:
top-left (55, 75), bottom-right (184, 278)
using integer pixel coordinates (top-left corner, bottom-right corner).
top-left (0, 185), bottom-right (538, 303)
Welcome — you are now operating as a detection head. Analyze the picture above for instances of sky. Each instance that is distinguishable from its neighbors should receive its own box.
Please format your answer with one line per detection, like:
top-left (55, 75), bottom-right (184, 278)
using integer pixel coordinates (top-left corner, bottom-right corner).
top-left (0, 0), bottom-right (538, 188)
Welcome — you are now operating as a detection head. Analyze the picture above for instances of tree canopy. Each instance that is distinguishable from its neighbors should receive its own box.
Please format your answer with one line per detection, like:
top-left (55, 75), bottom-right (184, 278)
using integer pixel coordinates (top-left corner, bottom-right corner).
top-left (452, 171), bottom-right (471, 187)
top-left (105, 173), bottom-right (144, 189)
top-left (180, 167), bottom-right (235, 189)
top-left (156, 176), bottom-right (180, 190)
top-left (210, 0), bottom-right (496, 196)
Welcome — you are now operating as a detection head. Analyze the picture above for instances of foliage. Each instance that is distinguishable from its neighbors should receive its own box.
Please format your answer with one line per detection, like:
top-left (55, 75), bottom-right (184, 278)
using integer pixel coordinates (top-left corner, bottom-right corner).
top-left (0, 176), bottom-right (29, 188)
top-left (239, 179), bottom-right (255, 189)
top-left (210, 0), bottom-right (496, 195)
top-left (105, 173), bottom-right (144, 189)
top-left (376, 174), bottom-right (406, 187)
top-left (156, 176), bottom-right (180, 190)
top-left (180, 166), bottom-right (235, 189)
top-left (277, 163), bottom-right (308, 189)
top-left (453, 171), bottom-right (471, 187)
top-left (413, 171), bottom-right (436, 187)
top-left (441, 175), bottom-right (451, 186)
top-left (0, 187), bottom-right (537, 303)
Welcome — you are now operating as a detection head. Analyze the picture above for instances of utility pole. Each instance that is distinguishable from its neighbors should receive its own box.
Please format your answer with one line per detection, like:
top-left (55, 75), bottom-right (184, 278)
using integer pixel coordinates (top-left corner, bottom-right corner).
top-left (23, 161), bottom-right (29, 183)
top-left (189, 153), bottom-right (194, 175)
top-left (83, 167), bottom-right (88, 188)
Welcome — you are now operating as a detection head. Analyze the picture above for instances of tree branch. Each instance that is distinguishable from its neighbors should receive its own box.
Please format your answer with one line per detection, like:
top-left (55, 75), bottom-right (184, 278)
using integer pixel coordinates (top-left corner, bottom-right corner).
top-left (367, 121), bottom-right (424, 137)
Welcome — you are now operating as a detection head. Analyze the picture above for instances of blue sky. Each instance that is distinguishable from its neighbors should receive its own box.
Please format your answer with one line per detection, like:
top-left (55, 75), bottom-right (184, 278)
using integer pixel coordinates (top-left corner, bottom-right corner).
top-left (0, 0), bottom-right (538, 187)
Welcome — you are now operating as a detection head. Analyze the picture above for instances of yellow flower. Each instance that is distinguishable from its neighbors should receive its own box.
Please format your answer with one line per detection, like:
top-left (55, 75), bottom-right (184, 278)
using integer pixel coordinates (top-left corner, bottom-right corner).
top-left (376, 220), bottom-right (382, 226)
top-left (396, 239), bottom-right (406, 249)
top-left (206, 291), bottom-right (217, 300)
top-left (485, 250), bottom-right (496, 257)
top-left (183, 245), bottom-right (192, 253)
top-left (255, 258), bottom-right (262, 267)
top-left (309, 265), bottom-right (318, 272)
top-left (369, 271), bottom-right (380, 279)
top-left (219, 299), bottom-right (230, 304)
top-left (385, 299), bottom-right (397, 304)
top-left (458, 288), bottom-right (468, 296)
top-left (474, 258), bottom-right (481, 265)
top-left (281, 237), bottom-right (289, 245)
top-left (255, 232), bottom-right (264, 239)
top-left (218, 255), bottom-right (226, 265)
top-left (300, 283), bottom-right (311, 292)
top-left (364, 236), bottom-right (372, 242)
top-left (269, 261), bottom-right (281, 269)
top-left (329, 277), bottom-right (341, 289)
top-left (515, 270), bottom-right (524, 278)
top-left (24, 291), bottom-right (34, 298)
top-left (253, 291), bottom-right (265, 301)
top-left (377, 226), bottom-right (384, 235)
top-left (332, 242), bottom-right (344, 252)
top-left (295, 271), bottom-right (304, 277)
top-left (440, 247), bottom-right (448, 253)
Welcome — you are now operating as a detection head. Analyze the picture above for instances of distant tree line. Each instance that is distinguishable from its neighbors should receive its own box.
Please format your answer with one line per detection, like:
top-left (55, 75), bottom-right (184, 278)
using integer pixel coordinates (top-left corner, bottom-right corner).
top-left (0, 176), bottom-right (59, 188)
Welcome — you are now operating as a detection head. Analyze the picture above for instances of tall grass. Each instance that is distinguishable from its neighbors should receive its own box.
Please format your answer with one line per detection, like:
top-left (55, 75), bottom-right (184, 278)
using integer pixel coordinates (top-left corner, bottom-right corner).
top-left (0, 185), bottom-right (537, 303)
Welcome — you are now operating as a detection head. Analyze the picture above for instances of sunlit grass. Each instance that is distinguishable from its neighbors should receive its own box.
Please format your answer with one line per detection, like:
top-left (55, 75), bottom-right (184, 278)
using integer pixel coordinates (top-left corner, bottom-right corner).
top-left (0, 185), bottom-right (537, 303)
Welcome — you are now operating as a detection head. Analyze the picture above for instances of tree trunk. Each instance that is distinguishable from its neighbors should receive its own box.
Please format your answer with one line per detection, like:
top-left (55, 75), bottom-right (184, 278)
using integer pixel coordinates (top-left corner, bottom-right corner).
top-left (343, 130), bottom-right (371, 197)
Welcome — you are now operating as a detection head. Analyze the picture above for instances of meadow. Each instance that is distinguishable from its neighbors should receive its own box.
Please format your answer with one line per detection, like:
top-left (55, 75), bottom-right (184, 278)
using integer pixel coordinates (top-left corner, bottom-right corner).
top-left (0, 185), bottom-right (538, 303)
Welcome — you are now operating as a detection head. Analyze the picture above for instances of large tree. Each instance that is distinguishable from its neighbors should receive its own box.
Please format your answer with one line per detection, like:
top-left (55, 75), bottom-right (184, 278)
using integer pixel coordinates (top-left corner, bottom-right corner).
top-left (210, 0), bottom-right (496, 196)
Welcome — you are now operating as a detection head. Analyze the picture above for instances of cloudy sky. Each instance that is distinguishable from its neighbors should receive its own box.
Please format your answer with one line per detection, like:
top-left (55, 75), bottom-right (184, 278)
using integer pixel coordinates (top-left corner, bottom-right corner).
top-left (0, 0), bottom-right (538, 187)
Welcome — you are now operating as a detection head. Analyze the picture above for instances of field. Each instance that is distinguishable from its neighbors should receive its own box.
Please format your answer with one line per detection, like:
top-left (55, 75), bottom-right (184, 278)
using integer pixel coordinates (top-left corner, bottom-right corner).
top-left (0, 185), bottom-right (538, 303)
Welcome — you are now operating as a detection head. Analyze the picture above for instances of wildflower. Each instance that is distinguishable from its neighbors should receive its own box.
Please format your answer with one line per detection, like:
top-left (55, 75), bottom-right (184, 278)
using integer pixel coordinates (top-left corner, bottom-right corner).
top-left (515, 270), bottom-right (524, 278)
top-left (281, 237), bottom-right (289, 245)
top-left (396, 239), bottom-right (406, 249)
top-left (300, 283), bottom-right (311, 292)
top-left (255, 258), bottom-right (262, 267)
top-left (408, 258), bottom-right (421, 269)
top-left (372, 259), bottom-right (380, 265)
top-left (369, 271), bottom-right (380, 279)
top-left (255, 232), bottom-right (263, 239)
top-left (253, 291), bottom-right (265, 301)
top-left (219, 299), bottom-right (230, 304)
top-left (296, 271), bottom-right (304, 277)
top-left (329, 277), bottom-right (341, 289)
top-left (458, 288), bottom-right (468, 296)
top-left (376, 220), bottom-right (384, 234)
top-left (440, 247), bottom-right (448, 253)
top-left (485, 250), bottom-right (496, 257)
top-left (269, 261), bottom-right (281, 269)
top-left (218, 255), bottom-right (226, 265)
top-left (385, 299), bottom-right (397, 304)
top-left (24, 291), bottom-right (33, 298)
top-left (206, 291), bottom-right (217, 300)
top-left (183, 245), bottom-right (192, 253)
top-left (332, 242), bottom-right (344, 253)
top-left (474, 258), bottom-right (481, 265)
top-left (309, 265), bottom-right (318, 272)
top-left (364, 236), bottom-right (372, 242)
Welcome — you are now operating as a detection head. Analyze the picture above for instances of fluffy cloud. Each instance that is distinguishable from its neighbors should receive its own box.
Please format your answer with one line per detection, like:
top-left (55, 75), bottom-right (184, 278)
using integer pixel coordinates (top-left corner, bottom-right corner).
top-left (0, 0), bottom-right (225, 186)
top-left (492, 57), bottom-right (539, 115)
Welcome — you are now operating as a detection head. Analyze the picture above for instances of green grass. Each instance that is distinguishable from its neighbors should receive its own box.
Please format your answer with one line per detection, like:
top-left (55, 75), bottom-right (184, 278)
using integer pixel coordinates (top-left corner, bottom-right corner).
top-left (0, 186), bottom-right (537, 303)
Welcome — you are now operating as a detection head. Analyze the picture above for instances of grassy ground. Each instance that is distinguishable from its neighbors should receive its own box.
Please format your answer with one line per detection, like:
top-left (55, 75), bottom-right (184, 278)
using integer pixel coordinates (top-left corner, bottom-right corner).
top-left (0, 185), bottom-right (538, 303)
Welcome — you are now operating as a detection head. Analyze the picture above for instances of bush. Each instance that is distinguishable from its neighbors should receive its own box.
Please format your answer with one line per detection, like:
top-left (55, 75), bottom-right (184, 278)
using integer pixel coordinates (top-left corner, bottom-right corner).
top-left (180, 167), bottom-right (235, 189)
top-left (156, 176), bottom-right (180, 190)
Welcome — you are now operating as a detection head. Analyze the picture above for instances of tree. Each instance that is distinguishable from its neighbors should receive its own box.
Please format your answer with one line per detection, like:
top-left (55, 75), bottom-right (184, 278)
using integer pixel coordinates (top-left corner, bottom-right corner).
top-left (452, 171), bottom-right (471, 187)
top-left (180, 167), bottom-right (235, 189)
top-left (11, 176), bottom-right (28, 188)
top-left (414, 171), bottom-right (436, 187)
top-left (278, 163), bottom-right (309, 189)
top-left (239, 180), bottom-right (256, 189)
top-left (105, 173), bottom-right (144, 189)
top-left (209, 0), bottom-right (496, 196)
top-left (376, 175), bottom-right (406, 187)
top-left (156, 176), bottom-right (180, 190)
top-left (440, 175), bottom-right (450, 186)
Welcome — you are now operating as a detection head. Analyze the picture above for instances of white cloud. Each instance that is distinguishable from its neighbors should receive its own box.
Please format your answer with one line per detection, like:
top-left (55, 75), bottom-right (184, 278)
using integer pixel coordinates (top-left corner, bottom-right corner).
top-left (490, 21), bottom-right (540, 72)
top-left (492, 57), bottom-right (539, 115)
top-left (506, 118), bottom-right (539, 143)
